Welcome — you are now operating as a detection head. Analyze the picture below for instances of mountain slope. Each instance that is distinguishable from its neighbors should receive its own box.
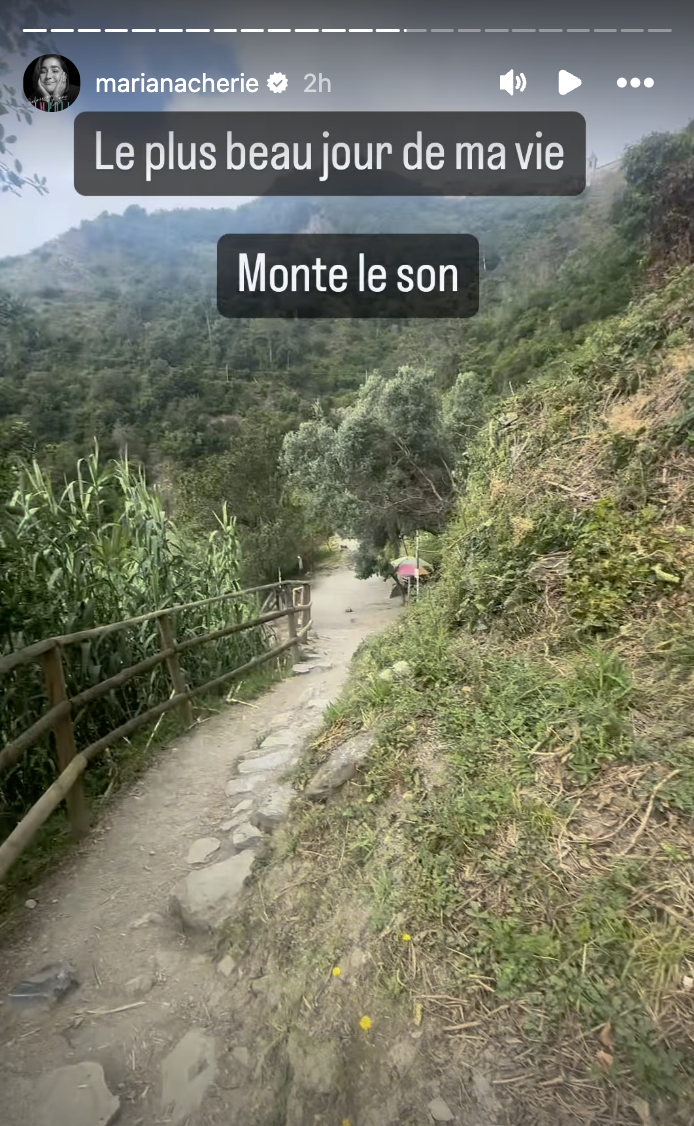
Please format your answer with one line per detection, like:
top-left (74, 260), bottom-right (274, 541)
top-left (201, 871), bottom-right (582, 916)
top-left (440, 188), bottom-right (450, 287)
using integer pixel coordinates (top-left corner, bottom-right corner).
top-left (0, 173), bottom-right (628, 473)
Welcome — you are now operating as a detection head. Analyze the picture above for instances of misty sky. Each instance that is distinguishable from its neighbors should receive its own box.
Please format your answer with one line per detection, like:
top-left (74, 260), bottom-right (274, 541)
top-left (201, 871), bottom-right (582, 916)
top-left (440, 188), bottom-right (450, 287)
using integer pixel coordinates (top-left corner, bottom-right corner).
top-left (1, 0), bottom-right (691, 256)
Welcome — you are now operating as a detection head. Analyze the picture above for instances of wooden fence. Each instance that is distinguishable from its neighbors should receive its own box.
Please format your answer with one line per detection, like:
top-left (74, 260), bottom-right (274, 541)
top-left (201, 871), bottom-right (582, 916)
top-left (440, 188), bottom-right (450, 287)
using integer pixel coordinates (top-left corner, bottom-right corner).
top-left (0, 579), bottom-right (312, 883)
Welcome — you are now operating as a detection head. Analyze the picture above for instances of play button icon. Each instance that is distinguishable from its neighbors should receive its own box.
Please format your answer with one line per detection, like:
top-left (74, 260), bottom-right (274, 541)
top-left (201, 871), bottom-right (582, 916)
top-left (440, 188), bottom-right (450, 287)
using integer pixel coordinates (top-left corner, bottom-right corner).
top-left (558, 70), bottom-right (582, 95)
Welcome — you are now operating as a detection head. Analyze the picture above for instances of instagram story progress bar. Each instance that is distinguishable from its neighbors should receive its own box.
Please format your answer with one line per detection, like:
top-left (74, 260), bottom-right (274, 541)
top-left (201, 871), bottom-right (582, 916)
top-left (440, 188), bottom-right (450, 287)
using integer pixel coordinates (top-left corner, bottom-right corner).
top-left (23, 27), bottom-right (673, 34)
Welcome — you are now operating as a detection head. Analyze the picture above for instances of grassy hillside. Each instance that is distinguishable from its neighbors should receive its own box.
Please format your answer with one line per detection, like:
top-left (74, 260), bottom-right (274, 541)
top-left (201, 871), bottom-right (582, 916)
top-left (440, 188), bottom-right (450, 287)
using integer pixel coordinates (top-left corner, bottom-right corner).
top-left (3, 106), bottom-right (694, 1121)
top-left (220, 268), bottom-right (694, 1117)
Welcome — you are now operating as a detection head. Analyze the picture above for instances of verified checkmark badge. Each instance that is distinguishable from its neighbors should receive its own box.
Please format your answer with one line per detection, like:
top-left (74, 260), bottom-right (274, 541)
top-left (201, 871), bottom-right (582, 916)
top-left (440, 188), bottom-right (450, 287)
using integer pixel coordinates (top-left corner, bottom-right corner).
top-left (267, 72), bottom-right (288, 94)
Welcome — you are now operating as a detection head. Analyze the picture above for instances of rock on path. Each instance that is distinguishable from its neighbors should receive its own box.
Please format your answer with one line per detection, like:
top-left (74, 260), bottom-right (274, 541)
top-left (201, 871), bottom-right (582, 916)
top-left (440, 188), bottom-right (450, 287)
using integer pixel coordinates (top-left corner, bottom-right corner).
top-left (7, 961), bottom-right (78, 1008)
top-left (254, 730), bottom-right (302, 752)
top-left (34, 1061), bottom-right (119, 1126)
top-left (232, 822), bottom-right (264, 849)
top-left (428, 1095), bottom-right (455, 1122)
top-left (170, 851), bottom-right (255, 930)
top-left (305, 731), bottom-right (375, 801)
top-left (160, 1029), bottom-right (218, 1125)
top-left (238, 746), bottom-right (300, 773)
top-left (250, 783), bottom-right (294, 830)
top-left (186, 836), bottom-right (221, 865)
top-left (225, 774), bottom-right (267, 798)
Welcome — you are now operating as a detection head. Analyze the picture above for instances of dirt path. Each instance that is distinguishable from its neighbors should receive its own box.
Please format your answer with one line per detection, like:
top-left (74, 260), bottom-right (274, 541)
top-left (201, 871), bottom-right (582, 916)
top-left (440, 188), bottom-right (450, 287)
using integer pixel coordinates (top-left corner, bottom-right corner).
top-left (0, 566), bottom-right (400, 1126)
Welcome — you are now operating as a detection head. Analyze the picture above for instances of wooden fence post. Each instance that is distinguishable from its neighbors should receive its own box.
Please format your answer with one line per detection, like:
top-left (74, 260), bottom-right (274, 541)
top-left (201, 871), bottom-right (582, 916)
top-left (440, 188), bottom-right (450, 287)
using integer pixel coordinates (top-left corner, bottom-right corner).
top-left (41, 644), bottom-right (90, 840)
top-left (285, 588), bottom-right (300, 664)
top-left (157, 613), bottom-right (194, 729)
top-left (301, 582), bottom-right (311, 633)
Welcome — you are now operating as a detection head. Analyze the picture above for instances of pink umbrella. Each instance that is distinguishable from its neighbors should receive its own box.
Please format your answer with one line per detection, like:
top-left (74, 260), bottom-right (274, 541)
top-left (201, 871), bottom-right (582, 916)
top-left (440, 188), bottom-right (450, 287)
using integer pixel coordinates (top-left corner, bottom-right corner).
top-left (396, 562), bottom-right (430, 578)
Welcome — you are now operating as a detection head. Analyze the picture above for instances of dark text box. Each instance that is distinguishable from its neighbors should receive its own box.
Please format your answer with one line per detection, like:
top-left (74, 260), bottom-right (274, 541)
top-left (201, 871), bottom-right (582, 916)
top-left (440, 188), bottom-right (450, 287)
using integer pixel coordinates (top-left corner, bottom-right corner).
top-left (217, 235), bottom-right (479, 319)
top-left (75, 112), bottom-right (586, 196)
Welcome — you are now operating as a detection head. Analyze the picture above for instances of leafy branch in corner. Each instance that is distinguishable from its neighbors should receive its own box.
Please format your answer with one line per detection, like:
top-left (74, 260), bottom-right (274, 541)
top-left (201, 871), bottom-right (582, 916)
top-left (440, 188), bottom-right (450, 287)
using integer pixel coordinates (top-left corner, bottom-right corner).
top-left (0, 82), bottom-right (47, 195)
top-left (0, 3), bottom-right (71, 194)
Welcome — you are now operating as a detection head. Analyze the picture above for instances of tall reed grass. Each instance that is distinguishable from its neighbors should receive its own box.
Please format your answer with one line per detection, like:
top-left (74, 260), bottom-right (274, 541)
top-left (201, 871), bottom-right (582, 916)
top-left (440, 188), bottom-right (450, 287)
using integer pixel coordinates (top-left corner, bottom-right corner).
top-left (0, 443), bottom-right (268, 817)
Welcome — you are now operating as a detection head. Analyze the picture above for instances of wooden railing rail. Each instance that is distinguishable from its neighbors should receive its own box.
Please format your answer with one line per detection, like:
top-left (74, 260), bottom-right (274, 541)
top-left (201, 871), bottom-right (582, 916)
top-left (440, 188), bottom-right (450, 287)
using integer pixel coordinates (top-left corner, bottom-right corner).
top-left (0, 580), bottom-right (312, 883)
top-left (0, 703), bottom-right (72, 776)
top-left (0, 581), bottom-right (289, 677)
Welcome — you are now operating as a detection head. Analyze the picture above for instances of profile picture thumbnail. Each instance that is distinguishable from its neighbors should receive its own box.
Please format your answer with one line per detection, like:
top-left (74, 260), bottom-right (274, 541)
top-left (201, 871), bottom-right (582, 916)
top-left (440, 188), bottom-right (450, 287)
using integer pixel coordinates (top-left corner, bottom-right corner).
top-left (23, 55), bottom-right (80, 112)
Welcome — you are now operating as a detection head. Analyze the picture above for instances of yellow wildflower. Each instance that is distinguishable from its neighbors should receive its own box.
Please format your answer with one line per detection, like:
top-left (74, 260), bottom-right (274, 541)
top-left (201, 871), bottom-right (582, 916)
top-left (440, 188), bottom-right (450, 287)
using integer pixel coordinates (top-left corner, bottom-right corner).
top-left (332, 967), bottom-right (341, 977)
top-left (401, 933), bottom-right (411, 942)
top-left (359, 1015), bottom-right (372, 1031)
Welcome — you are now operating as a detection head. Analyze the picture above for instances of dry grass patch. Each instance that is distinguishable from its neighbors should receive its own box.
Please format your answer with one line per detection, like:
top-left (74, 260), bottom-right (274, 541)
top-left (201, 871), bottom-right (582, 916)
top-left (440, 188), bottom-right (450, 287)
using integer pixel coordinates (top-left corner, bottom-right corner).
top-left (604, 349), bottom-right (694, 436)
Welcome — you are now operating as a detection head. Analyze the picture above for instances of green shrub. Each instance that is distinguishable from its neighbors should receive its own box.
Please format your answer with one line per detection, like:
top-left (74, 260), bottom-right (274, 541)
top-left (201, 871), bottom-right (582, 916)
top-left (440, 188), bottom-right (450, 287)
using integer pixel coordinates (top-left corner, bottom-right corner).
top-left (565, 499), bottom-right (680, 630)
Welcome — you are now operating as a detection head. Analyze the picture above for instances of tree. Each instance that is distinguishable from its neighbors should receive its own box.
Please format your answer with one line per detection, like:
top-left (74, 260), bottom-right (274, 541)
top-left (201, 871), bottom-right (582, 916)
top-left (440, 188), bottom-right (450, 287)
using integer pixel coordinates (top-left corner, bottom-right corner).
top-left (441, 371), bottom-right (486, 448)
top-left (170, 407), bottom-right (316, 582)
top-left (281, 368), bottom-right (456, 576)
top-left (617, 127), bottom-right (694, 262)
top-left (279, 402), bottom-right (356, 536)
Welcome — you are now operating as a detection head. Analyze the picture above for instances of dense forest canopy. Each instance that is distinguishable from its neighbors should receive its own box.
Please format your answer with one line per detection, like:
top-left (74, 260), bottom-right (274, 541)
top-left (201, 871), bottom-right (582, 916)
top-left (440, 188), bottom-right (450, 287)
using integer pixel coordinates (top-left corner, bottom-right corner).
top-left (0, 172), bottom-right (630, 577)
top-left (0, 185), bottom-right (627, 470)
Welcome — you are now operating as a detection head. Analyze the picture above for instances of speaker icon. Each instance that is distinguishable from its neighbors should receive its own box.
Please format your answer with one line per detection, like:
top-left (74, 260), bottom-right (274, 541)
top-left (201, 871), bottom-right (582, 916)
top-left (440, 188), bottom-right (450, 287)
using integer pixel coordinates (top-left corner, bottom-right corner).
top-left (500, 69), bottom-right (526, 95)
